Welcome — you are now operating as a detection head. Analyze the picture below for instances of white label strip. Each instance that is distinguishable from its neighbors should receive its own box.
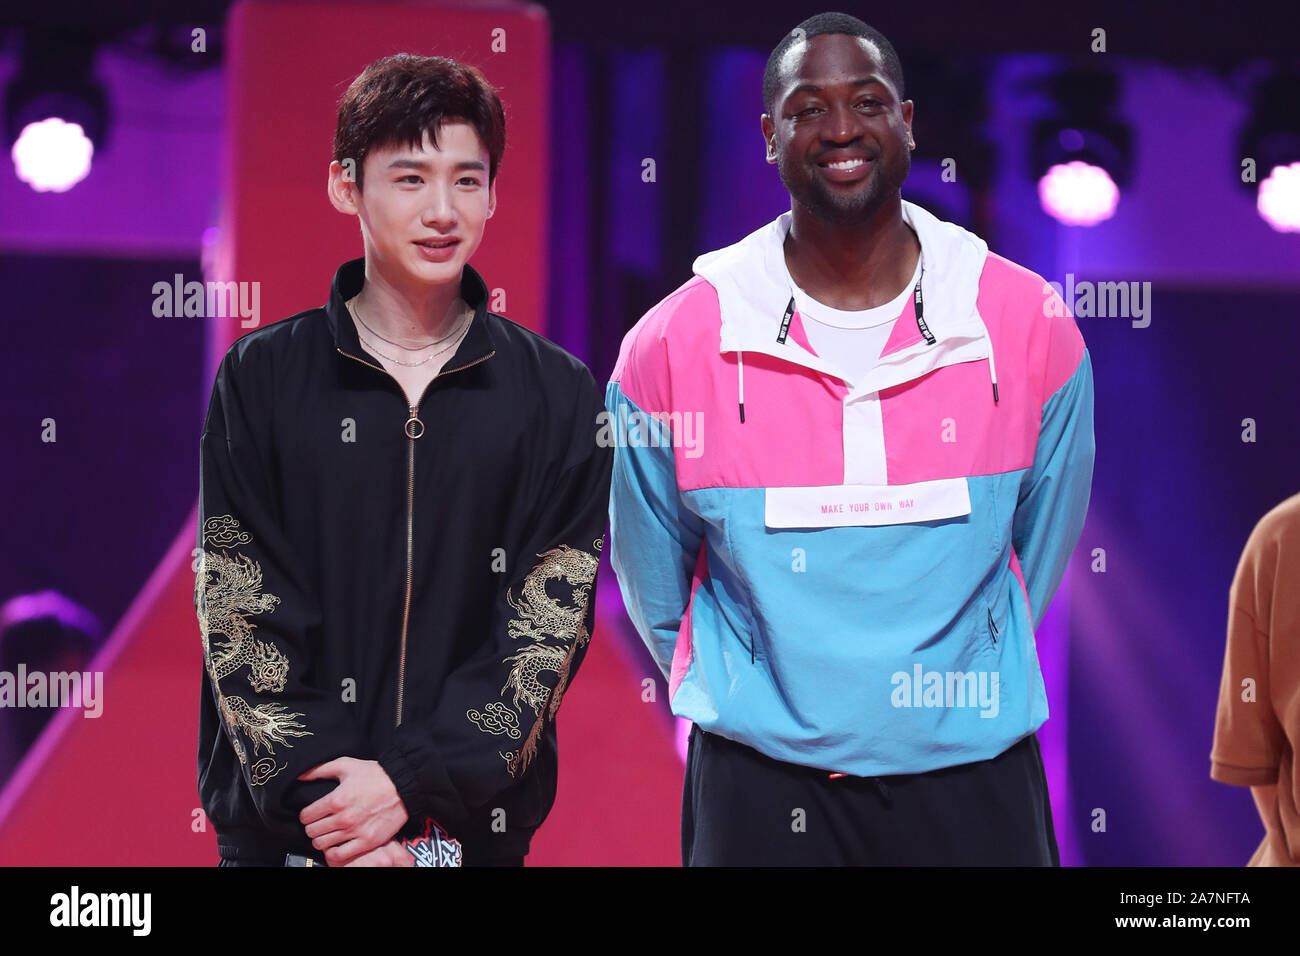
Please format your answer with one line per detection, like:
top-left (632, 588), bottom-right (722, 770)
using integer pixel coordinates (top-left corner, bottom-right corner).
top-left (765, 477), bottom-right (972, 528)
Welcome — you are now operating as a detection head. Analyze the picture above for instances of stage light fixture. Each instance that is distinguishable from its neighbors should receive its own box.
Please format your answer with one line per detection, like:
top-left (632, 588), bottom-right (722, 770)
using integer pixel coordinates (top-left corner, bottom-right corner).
top-left (1237, 73), bottom-right (1300, 233)
top-left (4, 30), bottom-right (108, 193)
top-left (1031, 70), bottom-right (1132, 226)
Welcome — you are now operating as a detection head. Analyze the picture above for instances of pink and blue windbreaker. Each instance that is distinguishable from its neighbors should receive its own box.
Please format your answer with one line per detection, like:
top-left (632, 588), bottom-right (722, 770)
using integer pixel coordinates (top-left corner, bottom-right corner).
top-left (605, 199), bottom-right (1095, 775)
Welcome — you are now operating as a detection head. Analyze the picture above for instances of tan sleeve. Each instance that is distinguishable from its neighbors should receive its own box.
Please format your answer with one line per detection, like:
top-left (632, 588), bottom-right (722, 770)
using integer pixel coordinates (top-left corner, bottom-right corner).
top-left (1210, 538), bottom-right (1283, 787)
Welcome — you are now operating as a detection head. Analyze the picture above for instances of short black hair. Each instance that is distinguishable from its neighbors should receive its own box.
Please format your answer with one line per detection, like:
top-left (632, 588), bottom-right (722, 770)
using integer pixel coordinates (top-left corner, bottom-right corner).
top-left (763, 13), bottom-right (905, 116)
top-left (334, 54), bottom-right (506, 191)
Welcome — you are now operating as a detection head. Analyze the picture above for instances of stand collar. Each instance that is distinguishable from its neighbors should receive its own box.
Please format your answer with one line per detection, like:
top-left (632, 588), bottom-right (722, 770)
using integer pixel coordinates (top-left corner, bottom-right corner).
top-left (325, 257), bottom-right (495, 370)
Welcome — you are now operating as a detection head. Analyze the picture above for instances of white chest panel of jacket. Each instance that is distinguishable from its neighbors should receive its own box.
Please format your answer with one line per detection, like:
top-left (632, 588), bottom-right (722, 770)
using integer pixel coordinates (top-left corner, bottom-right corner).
top-left (786, 255), bottom-right (922, 388)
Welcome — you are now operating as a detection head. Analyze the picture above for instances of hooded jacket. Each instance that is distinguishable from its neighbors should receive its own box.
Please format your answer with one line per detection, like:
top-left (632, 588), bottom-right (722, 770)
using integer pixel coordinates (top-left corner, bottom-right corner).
top-left (195, 257), bottom-right (611, 863)
top-left (606, 199), bottom-right (1095, 775)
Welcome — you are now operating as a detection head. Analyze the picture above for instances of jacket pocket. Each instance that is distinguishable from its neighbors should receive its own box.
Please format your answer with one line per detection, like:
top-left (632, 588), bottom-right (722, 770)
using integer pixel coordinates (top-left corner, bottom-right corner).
top-left (723, 520), bottom-right (763, 664)
top-left (978, 569), bottom-right (1012, 657)
top-left (731, 588), bottom-right (762, 664)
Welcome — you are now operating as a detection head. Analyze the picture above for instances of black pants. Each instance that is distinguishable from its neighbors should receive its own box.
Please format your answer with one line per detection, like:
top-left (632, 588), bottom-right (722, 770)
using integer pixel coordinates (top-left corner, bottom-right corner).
top-left (682, 724), bottom-right (1059, 866)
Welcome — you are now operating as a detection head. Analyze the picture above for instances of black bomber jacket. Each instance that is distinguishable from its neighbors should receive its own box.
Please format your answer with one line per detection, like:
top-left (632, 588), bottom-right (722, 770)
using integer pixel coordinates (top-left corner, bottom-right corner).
top-left (194, 257), bottom-right (612, 864)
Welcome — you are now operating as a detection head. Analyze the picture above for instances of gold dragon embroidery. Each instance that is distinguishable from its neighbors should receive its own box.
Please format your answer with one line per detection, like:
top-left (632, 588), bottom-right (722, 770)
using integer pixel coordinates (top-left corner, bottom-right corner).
top-left (467, 538), bottom-right (602, 778)
top-left (195, 514), bottom-right (311, 786)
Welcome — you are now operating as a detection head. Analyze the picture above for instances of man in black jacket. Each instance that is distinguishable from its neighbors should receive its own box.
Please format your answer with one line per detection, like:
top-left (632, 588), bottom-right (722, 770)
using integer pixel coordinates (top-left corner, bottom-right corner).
top-left (195, 54), bottom-right (612, 867)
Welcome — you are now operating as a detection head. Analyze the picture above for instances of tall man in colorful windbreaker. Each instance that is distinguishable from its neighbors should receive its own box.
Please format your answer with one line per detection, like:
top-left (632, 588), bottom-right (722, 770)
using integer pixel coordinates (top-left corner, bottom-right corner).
top-left (606, 13), bottom-right (1095, 865)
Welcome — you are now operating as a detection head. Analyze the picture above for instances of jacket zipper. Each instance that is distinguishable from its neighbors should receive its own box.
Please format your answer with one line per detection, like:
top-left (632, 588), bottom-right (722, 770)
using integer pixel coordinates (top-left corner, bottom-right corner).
top-left (987, 606), bottom-right (999, 646)
top-left (399, 412), bottom-right (417, 727)
top-left (336, 346), bottom-right (495, 727)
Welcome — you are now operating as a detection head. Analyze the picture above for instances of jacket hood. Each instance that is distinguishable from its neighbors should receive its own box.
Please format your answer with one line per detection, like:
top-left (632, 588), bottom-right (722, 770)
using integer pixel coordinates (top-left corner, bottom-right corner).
top-left (691, 198), bottom-right (998, 406)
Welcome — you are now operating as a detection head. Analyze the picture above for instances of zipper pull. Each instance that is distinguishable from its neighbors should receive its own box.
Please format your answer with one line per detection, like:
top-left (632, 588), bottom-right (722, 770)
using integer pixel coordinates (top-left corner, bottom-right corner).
top-left (404, 405), bottom-right (424, 439)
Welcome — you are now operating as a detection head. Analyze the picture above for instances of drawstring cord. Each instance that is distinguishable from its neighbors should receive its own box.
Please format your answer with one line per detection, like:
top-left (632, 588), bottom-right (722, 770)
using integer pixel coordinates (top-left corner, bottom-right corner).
top-left (974, 310), bottom-right (999, 403)
top-left (737, 350), bottom-right (745, 423)
top-left (736, 265), bottom-right (1000, 425)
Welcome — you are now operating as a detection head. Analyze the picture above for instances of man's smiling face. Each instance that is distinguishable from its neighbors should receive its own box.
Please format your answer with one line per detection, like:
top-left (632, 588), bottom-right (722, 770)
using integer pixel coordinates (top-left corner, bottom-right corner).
top-left (763, 33), bottom-right (913, 226)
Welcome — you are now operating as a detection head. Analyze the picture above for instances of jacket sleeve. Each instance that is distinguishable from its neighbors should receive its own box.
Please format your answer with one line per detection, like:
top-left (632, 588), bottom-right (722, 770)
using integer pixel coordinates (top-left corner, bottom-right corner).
top-left (196, 347), bottom-right (370, 838)
top-left (375, 368), bottom-right (613, 834)
top-left (603, 310), bottom-right (708, 683)
top-left (1011, 302), bottom-right (1096, 630)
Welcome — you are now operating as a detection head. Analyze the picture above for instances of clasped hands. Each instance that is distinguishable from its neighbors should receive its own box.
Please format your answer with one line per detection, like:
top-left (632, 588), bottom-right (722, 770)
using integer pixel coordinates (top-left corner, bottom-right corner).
top-left (297, 757), bottom-right (413, 867)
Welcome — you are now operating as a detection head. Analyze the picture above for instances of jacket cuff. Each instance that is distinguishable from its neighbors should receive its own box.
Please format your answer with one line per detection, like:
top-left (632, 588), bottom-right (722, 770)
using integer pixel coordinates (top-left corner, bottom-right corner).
top-left (378, 742), bottom-right (424, 818)
top-left (378, 738), bottom-right (465, 835)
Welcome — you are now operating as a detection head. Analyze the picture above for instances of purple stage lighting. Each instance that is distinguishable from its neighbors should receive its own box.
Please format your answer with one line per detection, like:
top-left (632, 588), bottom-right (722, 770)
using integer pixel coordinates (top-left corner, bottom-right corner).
top-left (1236, 73), bottom-right (1300, 232)
top-left (1256, 161), bottom-right (1300, 232)
top-left (11, 117), bottom-right (95, 193)
top-left (1037, 159), bottom-right (1120, 226)
top-left (3, 30), bottom-right (107, 194)
top-left (1031, 72), bottom-right (1131, 228)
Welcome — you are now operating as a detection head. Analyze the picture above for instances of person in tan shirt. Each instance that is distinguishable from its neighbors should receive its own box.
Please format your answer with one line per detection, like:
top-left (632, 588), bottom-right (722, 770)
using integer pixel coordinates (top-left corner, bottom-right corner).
top-left (1211, 491), bottom-right (1300, 866)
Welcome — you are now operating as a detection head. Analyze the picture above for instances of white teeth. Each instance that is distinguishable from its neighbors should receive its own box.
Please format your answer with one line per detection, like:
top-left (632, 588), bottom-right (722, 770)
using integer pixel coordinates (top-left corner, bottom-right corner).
top-left (826, 158), bottom-right (865, 170)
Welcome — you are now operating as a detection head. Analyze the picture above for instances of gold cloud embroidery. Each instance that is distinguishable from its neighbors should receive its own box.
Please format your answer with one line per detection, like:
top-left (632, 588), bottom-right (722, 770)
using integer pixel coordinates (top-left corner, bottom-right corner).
top-left (196, 515), bottom-right (311, 785)
top-left (467, 538), bottom-right (602, 778)
top-left (467, 701), bottom-right (521, 740)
